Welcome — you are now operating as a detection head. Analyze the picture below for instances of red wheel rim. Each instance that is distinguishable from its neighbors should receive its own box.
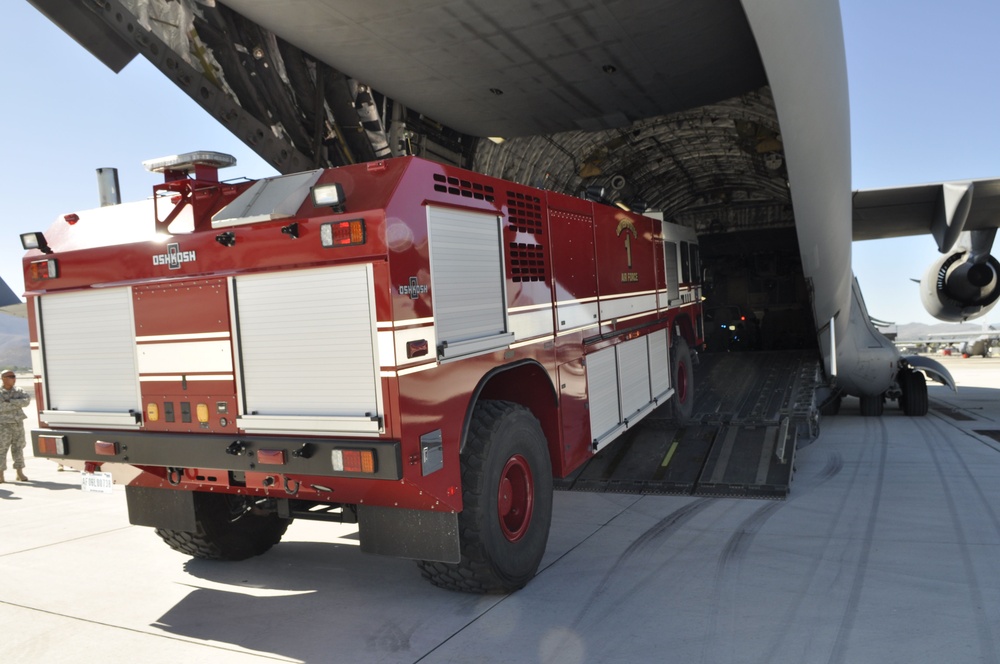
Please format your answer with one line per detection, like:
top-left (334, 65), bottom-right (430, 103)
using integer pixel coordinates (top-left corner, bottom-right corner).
top-left (497, 454), bottom-right (534, 542)
top-left (676, 360), bottom-right (688, 403)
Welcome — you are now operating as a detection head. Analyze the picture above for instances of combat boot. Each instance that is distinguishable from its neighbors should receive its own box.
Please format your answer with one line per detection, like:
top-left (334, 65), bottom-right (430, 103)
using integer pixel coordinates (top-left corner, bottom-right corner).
top-left (16, 469), bottom-right (28, 482)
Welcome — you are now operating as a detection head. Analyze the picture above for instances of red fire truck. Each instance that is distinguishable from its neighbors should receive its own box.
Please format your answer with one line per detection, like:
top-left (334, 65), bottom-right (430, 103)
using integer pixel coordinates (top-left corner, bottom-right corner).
top-left (22, 152), bottom-right (702, 593)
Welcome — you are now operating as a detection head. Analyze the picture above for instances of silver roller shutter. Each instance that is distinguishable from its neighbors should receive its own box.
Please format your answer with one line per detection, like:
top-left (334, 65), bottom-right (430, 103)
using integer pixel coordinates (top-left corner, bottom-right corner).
top-left (648, 329), bottom-right (671, 401)
top-left (428, 206), bottom-right (513, 359)
top-left (39, 287), bottom-right (141, 428)
top-left (586, 346), bottom-right (620, 446)
top-left (233, 264), bottom-right (382, 435)
top-left (587, 332), bottom-right (671, 453)
top-left (618, 337), bottom-right (652, 420)
top-left (664, 241), bottom-right (679, 305)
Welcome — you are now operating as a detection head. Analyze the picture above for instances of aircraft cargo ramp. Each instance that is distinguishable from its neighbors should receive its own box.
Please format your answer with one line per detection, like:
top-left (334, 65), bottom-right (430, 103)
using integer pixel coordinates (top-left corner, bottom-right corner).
top-left (556, 350), bottom-right (823, 499)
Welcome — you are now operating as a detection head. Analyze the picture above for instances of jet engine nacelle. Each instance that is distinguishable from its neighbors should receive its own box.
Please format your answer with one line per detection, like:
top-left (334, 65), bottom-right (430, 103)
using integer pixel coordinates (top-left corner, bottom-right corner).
top-left (920, 249), bottom-right (1000, 322)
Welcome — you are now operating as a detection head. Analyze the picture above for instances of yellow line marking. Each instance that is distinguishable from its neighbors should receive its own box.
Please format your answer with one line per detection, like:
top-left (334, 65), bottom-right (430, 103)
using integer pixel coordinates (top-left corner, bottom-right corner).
top-left (660, 441), bottom-right (679, 468)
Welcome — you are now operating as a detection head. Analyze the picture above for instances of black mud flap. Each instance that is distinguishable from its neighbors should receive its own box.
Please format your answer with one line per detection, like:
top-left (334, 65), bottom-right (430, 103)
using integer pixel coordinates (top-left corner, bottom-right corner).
top-left (125, 485), bottom-right (197, 532)
top-left (357, 505), bottom-right (461, 563)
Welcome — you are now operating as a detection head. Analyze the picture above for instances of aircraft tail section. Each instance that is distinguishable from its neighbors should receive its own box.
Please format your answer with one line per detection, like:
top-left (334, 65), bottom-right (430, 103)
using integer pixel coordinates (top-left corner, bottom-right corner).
top-left (0, 277), bottom-right (26, 318)
top-left (832, 278), bottom-right (899, 399)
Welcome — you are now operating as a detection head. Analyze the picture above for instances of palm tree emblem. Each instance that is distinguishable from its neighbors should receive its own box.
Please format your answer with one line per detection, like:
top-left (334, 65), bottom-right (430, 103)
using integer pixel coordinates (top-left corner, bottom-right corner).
top-left (615, 218), bottom-right (638, 268)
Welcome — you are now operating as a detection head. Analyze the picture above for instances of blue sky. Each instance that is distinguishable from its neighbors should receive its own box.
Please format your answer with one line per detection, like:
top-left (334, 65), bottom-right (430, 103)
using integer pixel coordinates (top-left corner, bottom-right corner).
top-left (2, 1), bottom-right (999, 325)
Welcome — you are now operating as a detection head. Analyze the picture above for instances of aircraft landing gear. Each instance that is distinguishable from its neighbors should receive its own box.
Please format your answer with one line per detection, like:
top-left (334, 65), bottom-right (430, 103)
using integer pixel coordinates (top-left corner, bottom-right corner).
top-left (899, 368), bottom-right (929, 416)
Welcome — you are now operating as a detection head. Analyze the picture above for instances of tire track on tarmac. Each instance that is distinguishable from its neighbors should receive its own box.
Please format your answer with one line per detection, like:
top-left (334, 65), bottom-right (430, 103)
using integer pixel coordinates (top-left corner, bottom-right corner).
top-left (750, 422), bottom-right (880, 664)
top-left (700, 499), bottom-right (783, 663)
top-left (825, 417), bottom-right (888, 664)
top-left (703, 448), bottom-right (850, 663)
top-left (919, 418), bottom-right (999, 662)
top-left (568, 497), bottom-right (715, 630)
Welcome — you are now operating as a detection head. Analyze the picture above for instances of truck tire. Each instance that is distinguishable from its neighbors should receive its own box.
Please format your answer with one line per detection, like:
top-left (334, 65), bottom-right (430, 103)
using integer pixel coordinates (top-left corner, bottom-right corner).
top-left (672, 337), bottom-right (695, 422)
top-left (155, 492), bottom-right (291, 561)
top-left (899, 368), bottom-right (929, 416)
top-left (418, 400), bottom-right (553, 593)
top-left (859, 393), bottom-right (884, 417)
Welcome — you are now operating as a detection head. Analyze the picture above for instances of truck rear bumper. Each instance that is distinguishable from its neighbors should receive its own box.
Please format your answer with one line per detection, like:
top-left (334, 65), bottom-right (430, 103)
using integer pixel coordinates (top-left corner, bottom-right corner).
top-left (30, 428), bottom-right (402, 482)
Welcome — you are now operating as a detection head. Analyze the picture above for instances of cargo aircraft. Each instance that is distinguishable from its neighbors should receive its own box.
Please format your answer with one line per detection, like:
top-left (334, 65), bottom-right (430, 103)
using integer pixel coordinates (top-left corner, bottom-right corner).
top-left (24, 0), bottom-right (1000, 417)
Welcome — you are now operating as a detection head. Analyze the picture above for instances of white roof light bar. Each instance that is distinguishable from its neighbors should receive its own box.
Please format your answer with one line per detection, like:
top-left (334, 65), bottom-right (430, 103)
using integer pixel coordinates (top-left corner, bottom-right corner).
top-left (142, 151), bottom-right (237, 174)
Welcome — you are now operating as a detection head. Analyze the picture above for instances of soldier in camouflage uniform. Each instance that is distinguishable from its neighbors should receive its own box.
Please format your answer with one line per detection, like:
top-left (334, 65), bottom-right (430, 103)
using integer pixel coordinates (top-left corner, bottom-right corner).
top-left (0, 369), bottom-right (30, 483)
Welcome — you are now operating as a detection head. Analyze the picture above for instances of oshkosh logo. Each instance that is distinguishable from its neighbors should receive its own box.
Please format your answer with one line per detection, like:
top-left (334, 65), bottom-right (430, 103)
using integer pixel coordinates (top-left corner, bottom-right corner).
top-left (152, 243), bottom-right (197, 270)
top-left (398, 277), bottom-right (428, 299)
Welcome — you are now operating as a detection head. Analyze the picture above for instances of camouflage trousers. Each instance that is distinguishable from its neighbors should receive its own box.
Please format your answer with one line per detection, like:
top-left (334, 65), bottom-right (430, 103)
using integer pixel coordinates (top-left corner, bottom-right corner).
top-left (0, 422), bottom-right (26, 471)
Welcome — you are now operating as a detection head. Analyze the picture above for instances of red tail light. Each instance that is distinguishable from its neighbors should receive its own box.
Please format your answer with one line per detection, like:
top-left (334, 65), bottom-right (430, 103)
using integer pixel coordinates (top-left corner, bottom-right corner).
top-left (38, 435), bottom-right (66, 456)
top-left (94, 440), bottom-right (120, 456)
top-left (257, 449), bottom-right (287, 465)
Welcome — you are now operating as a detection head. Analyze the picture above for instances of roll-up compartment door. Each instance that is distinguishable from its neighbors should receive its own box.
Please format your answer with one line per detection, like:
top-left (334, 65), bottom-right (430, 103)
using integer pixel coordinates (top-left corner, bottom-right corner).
top-left (428, 206), bottom-right (514, 359)
top-left (664, 241), bottom-right (679, 304)
top-left (586, 346), bottom-right (620, 446)
top-left (587, 331), bottom-right (671, 453)
top-left (39, 287), bottom-right (141, 428)
top-left (618, 337), bottom-right (652, 420)
top-left (234, 264), bottom-right (383, 435)
top-left (648, 329), bottom-right (671, 401)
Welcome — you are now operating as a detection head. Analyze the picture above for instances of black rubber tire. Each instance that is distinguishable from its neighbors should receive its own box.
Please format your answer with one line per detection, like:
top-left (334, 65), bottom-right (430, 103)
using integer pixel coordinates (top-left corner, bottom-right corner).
top-left (859, 393), bottom-right (884, 417)
top-left (417, 400), bottom-right (553, 594)
top-left (900, 368), bottom-right (929, 416)
top-left (671, 337), bottom-right (695, 422)
top-left (155, 492), bottom-right (291, 561)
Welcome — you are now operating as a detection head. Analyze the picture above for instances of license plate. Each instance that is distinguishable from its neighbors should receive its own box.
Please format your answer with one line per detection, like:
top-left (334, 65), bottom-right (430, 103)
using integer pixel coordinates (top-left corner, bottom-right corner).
top-left (81, 471), bottom-right (114, 494)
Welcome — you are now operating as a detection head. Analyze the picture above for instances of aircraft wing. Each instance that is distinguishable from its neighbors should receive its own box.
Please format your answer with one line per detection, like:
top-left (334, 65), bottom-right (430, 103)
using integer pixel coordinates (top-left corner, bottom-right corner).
top-left (852, 178), bottom-right (1000, 247)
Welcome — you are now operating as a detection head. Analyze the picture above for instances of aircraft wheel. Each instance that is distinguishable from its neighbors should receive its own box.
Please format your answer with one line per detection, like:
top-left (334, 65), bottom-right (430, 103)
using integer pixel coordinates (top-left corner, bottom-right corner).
top-left (155, 492), bottom-right (290, 560)
top-left (900, 368), bottom-right (929, 416)
top-left (417, 400), bottom-right (553, 593)
top-left (859, 393), bottom-right (884, 417)
top-left (672, 337), bottom-right (695, 422)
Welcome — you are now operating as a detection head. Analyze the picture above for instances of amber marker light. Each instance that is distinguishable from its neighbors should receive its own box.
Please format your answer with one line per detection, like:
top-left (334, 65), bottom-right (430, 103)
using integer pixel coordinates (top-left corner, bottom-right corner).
top-left (196, 403), bottom-right (210, 423)
top-left (147, 403), bottom-right (159, 422)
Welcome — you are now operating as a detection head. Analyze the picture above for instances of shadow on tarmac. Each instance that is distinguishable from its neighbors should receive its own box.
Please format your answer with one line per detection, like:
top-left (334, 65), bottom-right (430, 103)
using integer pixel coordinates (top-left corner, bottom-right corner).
top-left (12, 479), bottom-right (83, 492)
top-left (152, 540), bottom-right (493, 662)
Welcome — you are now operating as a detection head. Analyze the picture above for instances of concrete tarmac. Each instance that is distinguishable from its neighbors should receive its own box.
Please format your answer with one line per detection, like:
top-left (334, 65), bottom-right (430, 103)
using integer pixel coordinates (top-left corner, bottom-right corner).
top-left (1, 357), bottom-right (999, 663)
